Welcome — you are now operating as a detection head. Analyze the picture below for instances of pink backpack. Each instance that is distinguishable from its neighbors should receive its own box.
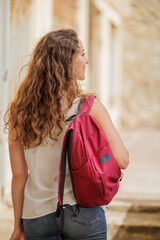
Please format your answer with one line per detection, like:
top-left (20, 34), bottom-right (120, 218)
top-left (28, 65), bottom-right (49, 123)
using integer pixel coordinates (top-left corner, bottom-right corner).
top-left (56, 96), bottom-right (122, 239)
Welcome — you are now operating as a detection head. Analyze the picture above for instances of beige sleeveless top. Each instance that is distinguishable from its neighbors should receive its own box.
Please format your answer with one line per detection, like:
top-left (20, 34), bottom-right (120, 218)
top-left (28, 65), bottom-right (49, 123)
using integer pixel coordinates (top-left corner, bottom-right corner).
top-left (22, 98), bottom-right (80, 219)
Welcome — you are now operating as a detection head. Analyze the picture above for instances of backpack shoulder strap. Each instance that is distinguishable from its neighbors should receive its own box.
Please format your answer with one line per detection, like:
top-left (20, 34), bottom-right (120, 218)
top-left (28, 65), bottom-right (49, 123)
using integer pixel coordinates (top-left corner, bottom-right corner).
top-left (80, 95), bottom-right (96, 114)
top-left (58, 129), bottom-right (72, 206)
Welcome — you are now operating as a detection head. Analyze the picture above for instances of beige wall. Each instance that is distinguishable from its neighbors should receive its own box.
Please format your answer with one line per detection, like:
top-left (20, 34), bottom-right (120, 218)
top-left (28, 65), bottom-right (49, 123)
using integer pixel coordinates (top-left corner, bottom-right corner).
top-left (89, 1), bottom-right (102, 94)
top-left (107, 0), bottom-right (131, 16)
top-left (0, 1), bottom-right (3, 105)
top-left (120, 0), bottom-right (160, 129)
top-left (54, 0), bottom-right (76, 29)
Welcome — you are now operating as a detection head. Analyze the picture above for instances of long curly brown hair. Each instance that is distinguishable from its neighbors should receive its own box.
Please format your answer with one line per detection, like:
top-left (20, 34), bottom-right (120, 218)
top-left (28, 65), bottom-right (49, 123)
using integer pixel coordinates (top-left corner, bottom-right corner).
top-left (4, 29), bottom-right (85, 148)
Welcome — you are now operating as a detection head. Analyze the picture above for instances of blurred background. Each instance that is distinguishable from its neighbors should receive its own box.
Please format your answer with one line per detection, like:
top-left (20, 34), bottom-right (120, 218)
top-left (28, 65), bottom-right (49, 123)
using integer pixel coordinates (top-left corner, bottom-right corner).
top-left (0, 0), bottom-right (160, 239)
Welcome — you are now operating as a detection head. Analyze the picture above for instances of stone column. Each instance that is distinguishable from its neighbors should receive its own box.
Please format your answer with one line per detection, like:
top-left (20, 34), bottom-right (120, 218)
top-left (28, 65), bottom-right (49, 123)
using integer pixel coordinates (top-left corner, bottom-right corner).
top-left (75, 0), bottom-right (90, 87)
top-left (30, 0), bottom-right (54, 45)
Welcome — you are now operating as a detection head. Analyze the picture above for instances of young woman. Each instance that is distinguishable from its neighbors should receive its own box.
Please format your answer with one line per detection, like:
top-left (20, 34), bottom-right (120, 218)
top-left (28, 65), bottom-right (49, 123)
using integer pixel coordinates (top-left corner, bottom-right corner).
top-left (5, 29), bottom-right (129, 240)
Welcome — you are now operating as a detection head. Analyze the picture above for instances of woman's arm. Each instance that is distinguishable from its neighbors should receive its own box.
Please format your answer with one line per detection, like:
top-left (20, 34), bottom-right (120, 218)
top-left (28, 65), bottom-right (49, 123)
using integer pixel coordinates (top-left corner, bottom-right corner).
top-left (9, 129), bottom-right (28, 239)
top-left (90, 98), bottom-right (129, 169)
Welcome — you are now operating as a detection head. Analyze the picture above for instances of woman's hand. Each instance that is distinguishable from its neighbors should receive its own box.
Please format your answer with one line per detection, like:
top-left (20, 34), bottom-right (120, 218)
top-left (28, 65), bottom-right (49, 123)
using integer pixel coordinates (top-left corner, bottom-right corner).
top-left (10, 228), bottom-right (25, 240)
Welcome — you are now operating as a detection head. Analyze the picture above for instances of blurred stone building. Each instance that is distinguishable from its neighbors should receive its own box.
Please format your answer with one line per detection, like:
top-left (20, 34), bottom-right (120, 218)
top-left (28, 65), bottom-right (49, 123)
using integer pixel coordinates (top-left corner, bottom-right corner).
top-left (0, 0), bottom-right (159, 205)
top-left (121, 0), bottom-right (160, 129)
